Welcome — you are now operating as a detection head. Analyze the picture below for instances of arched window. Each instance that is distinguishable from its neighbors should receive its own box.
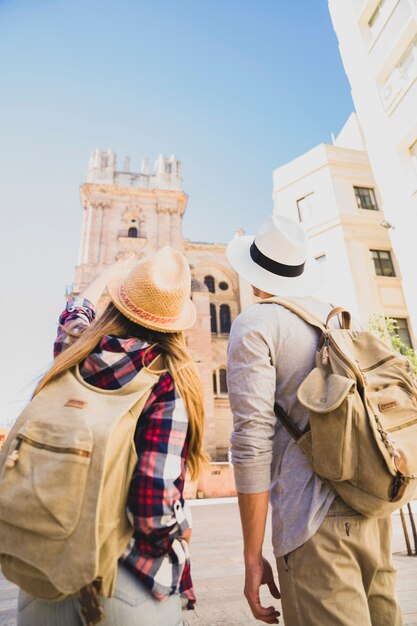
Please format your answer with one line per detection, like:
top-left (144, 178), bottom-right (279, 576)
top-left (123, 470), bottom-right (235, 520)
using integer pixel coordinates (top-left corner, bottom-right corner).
top-left (220, 304), bottom-right (231, 333)
top-left (210, 303), bottom-right (217, 333)
top-left (128, 226), bottom-right (138, 238)
top-left (219, 368), bottom-right (228, 394)
top-left (212, 371), bottom-right (218, 395)
top-left (204, 275), bottom-right (215, 293)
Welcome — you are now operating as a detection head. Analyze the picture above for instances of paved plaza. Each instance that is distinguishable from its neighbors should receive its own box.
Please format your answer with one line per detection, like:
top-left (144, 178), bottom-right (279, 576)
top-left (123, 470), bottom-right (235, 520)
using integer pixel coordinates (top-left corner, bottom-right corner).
top-left (0, 499), bottom-right (416, 626)
top-left (184, 499), bottom-right (417, 626)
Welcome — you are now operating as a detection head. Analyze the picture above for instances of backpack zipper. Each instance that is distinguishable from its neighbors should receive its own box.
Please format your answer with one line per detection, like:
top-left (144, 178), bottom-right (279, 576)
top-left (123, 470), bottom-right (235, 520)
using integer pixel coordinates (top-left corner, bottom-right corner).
top-left (16, 434), bottom-right (91, 458)
top-left (327, 335), bottom-right (364, 386)
top-left (361, 354), bottom-right (396, 373)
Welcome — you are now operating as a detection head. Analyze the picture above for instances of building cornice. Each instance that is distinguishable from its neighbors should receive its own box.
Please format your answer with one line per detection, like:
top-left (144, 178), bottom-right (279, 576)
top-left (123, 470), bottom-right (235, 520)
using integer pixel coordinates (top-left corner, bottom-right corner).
top-left (184, 239), bottom-right (227, 252)
top-left (80, 183), bottom-right (188, 213)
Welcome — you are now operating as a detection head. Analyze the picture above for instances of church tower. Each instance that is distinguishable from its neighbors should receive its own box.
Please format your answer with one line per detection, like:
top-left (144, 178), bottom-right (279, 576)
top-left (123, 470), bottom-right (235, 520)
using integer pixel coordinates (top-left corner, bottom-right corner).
top-left (72, 148), bottom-right (234, 462)
top-left (74, 149), bottom-right (186, 292)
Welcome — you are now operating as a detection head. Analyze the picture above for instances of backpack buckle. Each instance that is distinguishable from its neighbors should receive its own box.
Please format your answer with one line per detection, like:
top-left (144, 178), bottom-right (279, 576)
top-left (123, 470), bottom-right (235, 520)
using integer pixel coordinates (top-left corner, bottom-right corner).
top-left (79, 579), bottom-right (105, 626)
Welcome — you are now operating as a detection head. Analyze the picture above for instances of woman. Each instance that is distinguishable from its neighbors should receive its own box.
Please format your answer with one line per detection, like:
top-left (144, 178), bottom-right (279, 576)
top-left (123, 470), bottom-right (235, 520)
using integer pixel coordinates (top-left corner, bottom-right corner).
top-left (17, 246), bottom-right (206, 626)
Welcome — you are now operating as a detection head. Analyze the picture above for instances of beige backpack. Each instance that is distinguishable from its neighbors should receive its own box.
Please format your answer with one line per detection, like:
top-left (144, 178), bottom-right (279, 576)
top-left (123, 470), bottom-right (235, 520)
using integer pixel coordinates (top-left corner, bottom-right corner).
top-left (0, 362), bottom-right (160, 622)
top-left (265, 297), bottom-right (417, 518)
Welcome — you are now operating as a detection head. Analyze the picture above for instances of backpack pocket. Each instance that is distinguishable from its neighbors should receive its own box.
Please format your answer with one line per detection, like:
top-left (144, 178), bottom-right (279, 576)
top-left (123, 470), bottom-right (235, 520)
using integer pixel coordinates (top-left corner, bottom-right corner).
top-left (298, 369), bottom-right (357, 481)
top-left (0, 420), bottom-right (93, 539)
top-left (367, 375), bottom-right (417, 479)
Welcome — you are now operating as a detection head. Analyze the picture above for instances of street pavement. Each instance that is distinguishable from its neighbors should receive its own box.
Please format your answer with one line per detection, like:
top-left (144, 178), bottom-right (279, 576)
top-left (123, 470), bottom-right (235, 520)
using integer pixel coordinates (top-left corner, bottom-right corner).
top-left (0, 499), bottom-right (416, 626)
top-left (183, 498), bottom-right (417, 626)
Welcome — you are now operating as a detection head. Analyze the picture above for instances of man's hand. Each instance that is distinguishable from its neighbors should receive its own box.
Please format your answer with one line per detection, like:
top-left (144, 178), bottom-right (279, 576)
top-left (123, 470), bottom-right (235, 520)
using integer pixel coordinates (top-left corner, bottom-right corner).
top-left (244, 556), bottom-right (281, 624)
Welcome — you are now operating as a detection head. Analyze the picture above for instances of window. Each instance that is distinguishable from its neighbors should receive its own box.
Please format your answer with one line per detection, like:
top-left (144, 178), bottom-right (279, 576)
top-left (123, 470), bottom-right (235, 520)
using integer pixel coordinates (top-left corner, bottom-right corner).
top-left (213, 368), bottom-right (228, 395)
top-left (400, 37), bottom-right (417, 82)
top-left (410, 139), bottom-right (417, 174)
top-left (212, 371), bottom-right (218, 395)
top-left (315, 254), bottom-right (326, 264)
top-left (215, 449), bottom-right (229, 462)
top-left (220, 304), bottom-right (231, 333)
top-left (381, 38), bottom-right (417, 110)
top-left (219, 281), bottom-right (229, 291)
top-left (296, 193), bottom-right (315, 222)
top-left (354, 187), bottom-right (378, 211)
top-left (370, 250), bottom-right (396, 276)
top-left (368, 0), bottom-right (393, 37)
top-left (204, 275), bottom-right (215, 293)
top-left (219, 368), bottom-right (228, 394)
top-left (369, 0), bottom-right (385, 31)
top-left (128, 226), bottom-right (138, 238)
top-left (391, 318), bottom-right (413, 349)
top-left (210, 303), bottom-right (217, 333)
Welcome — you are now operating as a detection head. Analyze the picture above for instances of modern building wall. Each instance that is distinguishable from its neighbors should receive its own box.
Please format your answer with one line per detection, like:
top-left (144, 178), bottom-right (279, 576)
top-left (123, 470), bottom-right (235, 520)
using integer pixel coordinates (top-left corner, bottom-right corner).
top-left (273, 120), bottom-right (412, 338)
top-left (328, 0), bottom-right (417, 335)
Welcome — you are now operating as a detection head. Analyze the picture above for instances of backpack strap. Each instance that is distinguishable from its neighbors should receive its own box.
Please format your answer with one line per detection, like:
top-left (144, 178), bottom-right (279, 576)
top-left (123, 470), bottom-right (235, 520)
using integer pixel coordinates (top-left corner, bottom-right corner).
top-left (258, 296), bottom-right (322, 442)
top-left (260, 297), bottom-right (352, 332)
top-left (79, 580), bottom-right (105, 625)
top-left (325, 307), bottom-right (351, 330)
top-left (258, 296), bottom-right (326, 333)
top-left (274, 403), bottom-right (305, 441)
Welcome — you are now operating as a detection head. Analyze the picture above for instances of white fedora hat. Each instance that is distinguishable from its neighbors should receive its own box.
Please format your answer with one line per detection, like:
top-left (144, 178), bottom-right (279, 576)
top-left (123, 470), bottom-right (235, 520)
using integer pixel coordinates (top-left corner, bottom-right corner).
top-left (226, 214), bottom-right (324, 297)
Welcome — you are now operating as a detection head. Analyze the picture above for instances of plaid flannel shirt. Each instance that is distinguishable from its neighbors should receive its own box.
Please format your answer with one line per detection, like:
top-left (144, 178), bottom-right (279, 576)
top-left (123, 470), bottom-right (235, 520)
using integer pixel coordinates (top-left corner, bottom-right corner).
top-left (55, 297), bottom-right (195, 608)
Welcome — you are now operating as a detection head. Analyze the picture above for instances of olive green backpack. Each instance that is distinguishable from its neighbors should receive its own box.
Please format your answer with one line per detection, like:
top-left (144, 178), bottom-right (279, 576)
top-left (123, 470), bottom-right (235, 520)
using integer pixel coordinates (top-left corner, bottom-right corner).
top-left (265, 297), bottom-right (417, 517)
top-left (0, 362), bottom-right (160, 624)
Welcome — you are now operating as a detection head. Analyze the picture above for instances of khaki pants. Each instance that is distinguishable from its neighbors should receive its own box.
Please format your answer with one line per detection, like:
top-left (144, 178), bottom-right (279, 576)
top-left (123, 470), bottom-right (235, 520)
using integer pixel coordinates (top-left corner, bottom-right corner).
top-left (276, 498), bottom-right (403, 626)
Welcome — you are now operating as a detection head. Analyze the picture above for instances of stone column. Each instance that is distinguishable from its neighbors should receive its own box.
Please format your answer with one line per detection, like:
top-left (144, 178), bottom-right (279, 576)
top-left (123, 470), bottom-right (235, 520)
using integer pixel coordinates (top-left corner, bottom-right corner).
top-left (156, 206), bottom-right (171, 249)
top-left (170, 209), bottom-right (183, 251)
top-left (99, 204), bottom-right (112, 264)
top-left (89, 202), bottom-right (103, 265)
top-left (82, 202), bottom-right (93, 265)
top-left (78, 204), bottom-right (88, 266)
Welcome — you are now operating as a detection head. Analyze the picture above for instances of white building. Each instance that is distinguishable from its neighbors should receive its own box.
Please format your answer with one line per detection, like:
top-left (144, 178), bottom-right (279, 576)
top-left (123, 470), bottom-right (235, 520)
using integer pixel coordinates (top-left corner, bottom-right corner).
top-left (273, 115), bottom-right (414, 347)
top-left (328, 0), bottom-right (417, 333)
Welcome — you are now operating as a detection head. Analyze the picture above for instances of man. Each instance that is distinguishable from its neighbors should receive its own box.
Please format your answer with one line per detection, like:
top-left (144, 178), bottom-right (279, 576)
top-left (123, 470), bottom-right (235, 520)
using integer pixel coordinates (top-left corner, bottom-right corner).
top-left (226, 214), bottom-right (402, 626)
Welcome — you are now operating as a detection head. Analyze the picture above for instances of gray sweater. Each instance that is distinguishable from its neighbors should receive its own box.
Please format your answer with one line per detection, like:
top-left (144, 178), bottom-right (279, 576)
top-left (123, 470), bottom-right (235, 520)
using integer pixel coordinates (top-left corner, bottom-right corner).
top-left (227, 297), bottom-right (336, 557)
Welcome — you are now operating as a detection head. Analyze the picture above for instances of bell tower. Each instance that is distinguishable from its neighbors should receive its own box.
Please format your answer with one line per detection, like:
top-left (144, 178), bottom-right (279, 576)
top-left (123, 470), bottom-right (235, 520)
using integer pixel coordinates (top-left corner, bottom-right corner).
top-left (69, 147), bottom-right (234, 466)
top-left (74, 149), bottom-right (187, 292)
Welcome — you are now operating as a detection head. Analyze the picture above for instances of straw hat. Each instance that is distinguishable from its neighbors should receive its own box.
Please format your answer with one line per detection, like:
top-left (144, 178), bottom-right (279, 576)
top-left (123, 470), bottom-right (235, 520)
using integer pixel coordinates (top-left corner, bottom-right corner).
top-left (227, 214), bottom-right (324, 297)
top-left (107, 247), bottom-right (196, 332)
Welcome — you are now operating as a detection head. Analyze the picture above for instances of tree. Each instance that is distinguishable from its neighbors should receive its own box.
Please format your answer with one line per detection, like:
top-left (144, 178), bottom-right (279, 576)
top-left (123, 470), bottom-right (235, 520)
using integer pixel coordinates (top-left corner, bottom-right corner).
top-left (368, 314), bottom-right (417, 375)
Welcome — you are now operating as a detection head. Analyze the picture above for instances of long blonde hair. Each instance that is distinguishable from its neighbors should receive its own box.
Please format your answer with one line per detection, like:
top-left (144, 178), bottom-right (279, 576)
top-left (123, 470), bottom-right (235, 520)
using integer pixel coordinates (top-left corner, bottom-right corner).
top-left (35, 303), bottom-right (207, 479)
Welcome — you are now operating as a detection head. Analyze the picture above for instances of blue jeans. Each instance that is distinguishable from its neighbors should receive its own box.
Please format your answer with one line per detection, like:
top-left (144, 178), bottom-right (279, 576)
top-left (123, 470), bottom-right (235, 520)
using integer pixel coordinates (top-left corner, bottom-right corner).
top-left (17, 564), bottom-right (183, 626)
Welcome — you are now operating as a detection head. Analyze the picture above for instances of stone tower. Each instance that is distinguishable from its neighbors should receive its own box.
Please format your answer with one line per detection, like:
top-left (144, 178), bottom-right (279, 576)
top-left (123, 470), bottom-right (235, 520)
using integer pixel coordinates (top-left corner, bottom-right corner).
top-left (75, 149), bottom-right (186, 291)
top-left (72, 149), bottom-right (246, 464)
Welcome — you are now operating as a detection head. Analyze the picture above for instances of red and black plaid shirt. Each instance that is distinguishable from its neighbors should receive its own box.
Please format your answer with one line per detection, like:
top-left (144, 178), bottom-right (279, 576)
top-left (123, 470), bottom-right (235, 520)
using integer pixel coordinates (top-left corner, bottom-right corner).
top-left (55, 297), bottom-right (195, 607)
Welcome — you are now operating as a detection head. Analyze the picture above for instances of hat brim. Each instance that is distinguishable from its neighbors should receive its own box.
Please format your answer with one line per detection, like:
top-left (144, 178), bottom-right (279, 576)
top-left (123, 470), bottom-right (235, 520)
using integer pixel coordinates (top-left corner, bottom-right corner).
top-left (107, 271), bottom-right (197, 333)
top-left (227, 235), bottom-right (325, 297)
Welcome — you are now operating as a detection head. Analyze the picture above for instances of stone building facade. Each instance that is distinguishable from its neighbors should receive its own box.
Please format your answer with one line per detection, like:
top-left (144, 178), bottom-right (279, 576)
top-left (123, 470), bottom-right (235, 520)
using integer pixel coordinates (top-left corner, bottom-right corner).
top-left (73, 149), bottom-right (245, 465)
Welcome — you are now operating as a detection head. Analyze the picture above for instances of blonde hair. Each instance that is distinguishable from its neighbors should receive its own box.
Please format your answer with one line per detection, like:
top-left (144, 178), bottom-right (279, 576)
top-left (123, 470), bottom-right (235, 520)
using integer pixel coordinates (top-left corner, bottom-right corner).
top-left (35, 303), bottom-right (207, 479)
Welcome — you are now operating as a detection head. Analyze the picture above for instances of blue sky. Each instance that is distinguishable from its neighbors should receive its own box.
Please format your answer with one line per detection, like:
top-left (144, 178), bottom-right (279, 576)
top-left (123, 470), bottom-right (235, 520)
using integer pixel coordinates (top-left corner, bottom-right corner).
top-left (0, 0), bottom-right (353, 424)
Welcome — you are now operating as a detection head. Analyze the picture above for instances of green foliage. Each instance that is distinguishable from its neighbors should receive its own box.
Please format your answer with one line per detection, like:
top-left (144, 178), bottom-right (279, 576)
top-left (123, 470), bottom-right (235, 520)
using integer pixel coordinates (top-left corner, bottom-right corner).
top-left (368, 314), bottom-right (417, 375)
